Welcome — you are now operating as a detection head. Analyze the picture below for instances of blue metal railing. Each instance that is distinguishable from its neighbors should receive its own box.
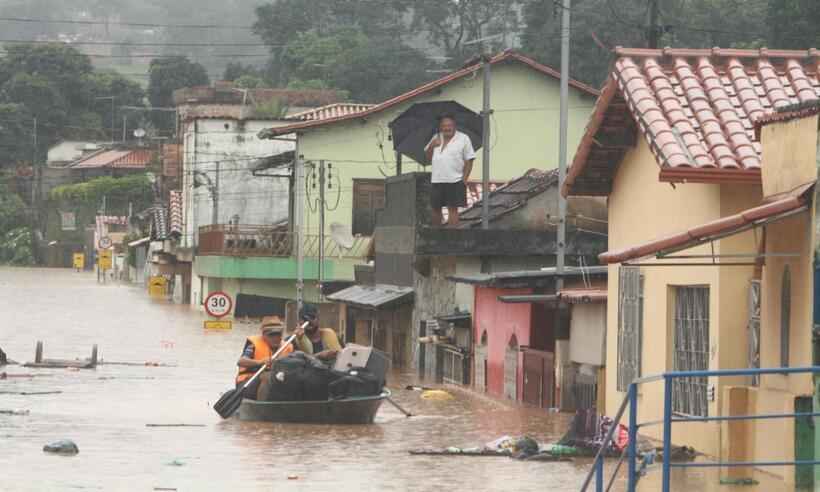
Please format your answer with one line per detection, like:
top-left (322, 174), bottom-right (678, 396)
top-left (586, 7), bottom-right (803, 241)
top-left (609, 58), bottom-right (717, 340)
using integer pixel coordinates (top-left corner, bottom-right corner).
top-left (579, 366), bottom-right (820, 492)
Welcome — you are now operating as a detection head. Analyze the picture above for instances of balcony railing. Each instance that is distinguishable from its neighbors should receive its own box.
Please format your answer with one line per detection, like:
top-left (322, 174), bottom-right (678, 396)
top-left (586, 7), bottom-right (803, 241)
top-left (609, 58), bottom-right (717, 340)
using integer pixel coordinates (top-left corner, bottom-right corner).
top-left (198, 224), bottom-right (372, 258)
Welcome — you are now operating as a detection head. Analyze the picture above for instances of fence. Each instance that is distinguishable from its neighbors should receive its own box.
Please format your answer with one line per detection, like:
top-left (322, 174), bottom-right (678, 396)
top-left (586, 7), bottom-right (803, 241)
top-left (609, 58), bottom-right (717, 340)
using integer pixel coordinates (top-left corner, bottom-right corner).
top-left (198, 224), bottom-right (372, 258)
top-left (580, 366), bottom-right (820, 492)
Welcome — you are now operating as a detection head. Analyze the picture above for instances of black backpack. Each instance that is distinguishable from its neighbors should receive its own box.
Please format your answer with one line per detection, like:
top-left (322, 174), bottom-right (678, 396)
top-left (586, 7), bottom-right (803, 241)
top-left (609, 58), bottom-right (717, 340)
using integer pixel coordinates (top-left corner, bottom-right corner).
top-left (328, 367), bottom-right (383, 399)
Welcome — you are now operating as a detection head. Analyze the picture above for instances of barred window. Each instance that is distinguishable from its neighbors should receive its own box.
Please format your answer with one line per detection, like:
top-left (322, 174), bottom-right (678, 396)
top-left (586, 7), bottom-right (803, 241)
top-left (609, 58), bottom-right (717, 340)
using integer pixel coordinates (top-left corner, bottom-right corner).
top-left (672, 286), bottom-right (709, 417)
top-left (617, 266), bottom-right (643, 391)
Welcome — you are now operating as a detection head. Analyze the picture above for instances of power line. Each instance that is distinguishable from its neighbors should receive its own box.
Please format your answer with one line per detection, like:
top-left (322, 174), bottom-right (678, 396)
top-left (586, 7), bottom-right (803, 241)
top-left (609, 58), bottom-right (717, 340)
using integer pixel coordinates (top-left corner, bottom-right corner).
top-left (0, 38), bottom-right (280, 48)
top-left (0, 16), bottom-right (255, 30)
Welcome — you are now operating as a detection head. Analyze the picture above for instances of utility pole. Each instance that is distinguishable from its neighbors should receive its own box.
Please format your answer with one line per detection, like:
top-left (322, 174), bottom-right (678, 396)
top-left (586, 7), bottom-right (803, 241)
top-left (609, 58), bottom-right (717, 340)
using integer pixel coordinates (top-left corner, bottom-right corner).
top-left (212, 161), bottom-right (220, 225)
top-left (648, 0), bottom-right (660, 48)
top-left (318, 160), bottom-right (326, 298)
top-left (31, 117), bottom-right (37, 205)
top-left (481, 53), bottom-right (492, 230)
top-left (294, 149), bottom-right (305, 316)
top-left (556, 0), bottom-right (570, 308)
top-left (122, 114), bottom-right (127, 143)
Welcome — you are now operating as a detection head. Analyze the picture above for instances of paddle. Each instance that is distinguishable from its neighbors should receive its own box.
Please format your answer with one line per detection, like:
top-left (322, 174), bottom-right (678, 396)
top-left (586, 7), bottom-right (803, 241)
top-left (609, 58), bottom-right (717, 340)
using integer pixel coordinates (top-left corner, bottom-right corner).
top-left (386, 396), bottom-right (413, 417)
top-left (213, 326), bottom-right (304, 419)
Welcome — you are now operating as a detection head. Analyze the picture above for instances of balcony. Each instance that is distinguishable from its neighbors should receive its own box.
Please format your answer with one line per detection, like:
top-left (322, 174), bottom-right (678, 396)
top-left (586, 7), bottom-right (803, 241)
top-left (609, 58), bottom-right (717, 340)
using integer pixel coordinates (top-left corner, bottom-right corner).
top-left (198, 224), bottom-right (372, 259)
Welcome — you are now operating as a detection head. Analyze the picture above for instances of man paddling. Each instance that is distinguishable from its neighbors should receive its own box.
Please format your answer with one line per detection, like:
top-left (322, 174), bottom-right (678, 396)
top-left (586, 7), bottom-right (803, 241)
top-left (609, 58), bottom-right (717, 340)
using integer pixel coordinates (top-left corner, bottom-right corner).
top-left (235, 316), bottom-right (295, 399)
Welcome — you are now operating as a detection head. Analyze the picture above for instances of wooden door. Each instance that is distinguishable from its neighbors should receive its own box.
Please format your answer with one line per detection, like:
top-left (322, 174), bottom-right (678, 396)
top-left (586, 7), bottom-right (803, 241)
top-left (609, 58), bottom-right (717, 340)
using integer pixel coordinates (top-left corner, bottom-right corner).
top-left (352, 179), bottom-right (385, 236)
top-left (523, 352), bottom-right (544, 407)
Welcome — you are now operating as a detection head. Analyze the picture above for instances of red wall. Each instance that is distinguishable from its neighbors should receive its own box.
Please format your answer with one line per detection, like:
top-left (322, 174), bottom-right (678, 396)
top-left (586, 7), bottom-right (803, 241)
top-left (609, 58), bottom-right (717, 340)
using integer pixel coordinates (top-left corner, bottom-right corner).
top-left (473, 286), bottom-right (532, 399)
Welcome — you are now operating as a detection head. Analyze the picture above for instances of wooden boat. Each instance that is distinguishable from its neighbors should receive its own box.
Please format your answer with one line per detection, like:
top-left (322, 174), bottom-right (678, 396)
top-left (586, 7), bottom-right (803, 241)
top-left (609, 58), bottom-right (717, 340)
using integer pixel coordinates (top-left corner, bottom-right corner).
top-left (237, 389), bottom-right (390, 424)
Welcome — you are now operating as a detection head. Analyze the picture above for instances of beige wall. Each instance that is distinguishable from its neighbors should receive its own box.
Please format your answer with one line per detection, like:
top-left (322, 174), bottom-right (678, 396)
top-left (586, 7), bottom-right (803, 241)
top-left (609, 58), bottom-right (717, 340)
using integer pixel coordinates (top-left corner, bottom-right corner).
top-left (606, 138), bottom-right (761, 457)
top-left (761, 115), bottom-right (819, 198)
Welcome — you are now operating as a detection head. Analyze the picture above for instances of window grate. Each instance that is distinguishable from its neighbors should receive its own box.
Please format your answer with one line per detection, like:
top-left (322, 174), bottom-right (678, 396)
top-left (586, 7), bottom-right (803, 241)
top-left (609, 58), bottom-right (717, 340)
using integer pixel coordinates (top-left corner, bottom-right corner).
top-left (672, 286), bottom-right (709, 417)
top-left (617, 267), bottom-right (643, 391)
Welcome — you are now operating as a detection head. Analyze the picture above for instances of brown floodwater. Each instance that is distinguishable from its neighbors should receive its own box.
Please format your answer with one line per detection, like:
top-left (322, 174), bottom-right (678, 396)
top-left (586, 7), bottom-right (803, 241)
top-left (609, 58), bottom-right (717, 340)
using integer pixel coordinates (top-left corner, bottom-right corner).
top-left (0, 268), bottom-right (785, 492)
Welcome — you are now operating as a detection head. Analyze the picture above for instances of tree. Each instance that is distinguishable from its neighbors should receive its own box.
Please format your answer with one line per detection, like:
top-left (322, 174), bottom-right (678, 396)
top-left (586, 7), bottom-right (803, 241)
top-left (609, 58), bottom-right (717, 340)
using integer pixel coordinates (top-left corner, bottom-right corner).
top-left (147, 57), bottom-right (209, 133)
top-left (0, 104), bottom-right (36, 167)
top-left (767, 0), bottom-right (820, 49)
top-left (0, 183), bottom-right (33, 265)
top-left (85, 71), bottom-right (147, 140)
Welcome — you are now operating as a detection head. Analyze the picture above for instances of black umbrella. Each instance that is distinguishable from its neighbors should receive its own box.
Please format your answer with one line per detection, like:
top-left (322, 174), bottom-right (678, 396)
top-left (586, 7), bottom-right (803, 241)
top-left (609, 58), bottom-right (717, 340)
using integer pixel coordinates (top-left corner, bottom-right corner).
top-left (388, 101), bottom-right (483, 165)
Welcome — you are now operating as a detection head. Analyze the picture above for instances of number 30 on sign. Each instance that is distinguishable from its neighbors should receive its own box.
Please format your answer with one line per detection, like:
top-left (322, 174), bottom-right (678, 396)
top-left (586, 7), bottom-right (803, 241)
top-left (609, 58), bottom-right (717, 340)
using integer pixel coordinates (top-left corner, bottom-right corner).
top-left (204, 291), bottom-right (232, 318)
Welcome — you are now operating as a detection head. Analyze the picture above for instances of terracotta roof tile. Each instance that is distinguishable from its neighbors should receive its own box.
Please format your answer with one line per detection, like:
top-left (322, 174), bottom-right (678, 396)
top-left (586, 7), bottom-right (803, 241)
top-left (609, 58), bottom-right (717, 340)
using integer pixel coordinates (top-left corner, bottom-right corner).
top-left (564, 47), bottom-right (820, 196)
top-left (71, 149), bottom-right (154, 169)
top-left (285, 103), bottom-right (376, 121)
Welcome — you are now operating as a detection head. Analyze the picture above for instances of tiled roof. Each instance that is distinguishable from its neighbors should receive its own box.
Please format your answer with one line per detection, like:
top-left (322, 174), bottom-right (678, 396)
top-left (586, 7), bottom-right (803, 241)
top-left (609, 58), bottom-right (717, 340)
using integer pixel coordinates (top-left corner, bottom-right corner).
top-left (150, 207), bottom-right (169, 241)
top-left (72, 149), bottom-right (154, 169)
top-left (259, 50), bottom-right (600, 139)
top-left (459, 169), bottom-right (557, 227)
top-left (286, 103), bottom-right (376, 121)
top-left (564, 47), bottom-right (820, 196)
top-left (168, 190), bottom-right (183, 237)
top-left (599, 184), bottom-right (812, 264)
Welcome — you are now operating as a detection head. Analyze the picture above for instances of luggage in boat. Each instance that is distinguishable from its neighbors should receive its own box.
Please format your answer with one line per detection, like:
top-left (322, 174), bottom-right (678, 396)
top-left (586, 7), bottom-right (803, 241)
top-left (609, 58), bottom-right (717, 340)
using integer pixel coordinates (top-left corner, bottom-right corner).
top-left (265, 352), bottom-right (339, 402)
top-left (333, 344), bottom-right (389, 388)
top-left (328, 367), bottom-right (383, 399)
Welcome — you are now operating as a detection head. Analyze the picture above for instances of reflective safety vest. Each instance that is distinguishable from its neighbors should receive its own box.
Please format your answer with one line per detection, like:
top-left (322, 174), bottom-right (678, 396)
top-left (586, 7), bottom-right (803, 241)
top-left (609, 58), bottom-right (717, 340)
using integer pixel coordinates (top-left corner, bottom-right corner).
top-left (236, 335), bottom-right (293, 384)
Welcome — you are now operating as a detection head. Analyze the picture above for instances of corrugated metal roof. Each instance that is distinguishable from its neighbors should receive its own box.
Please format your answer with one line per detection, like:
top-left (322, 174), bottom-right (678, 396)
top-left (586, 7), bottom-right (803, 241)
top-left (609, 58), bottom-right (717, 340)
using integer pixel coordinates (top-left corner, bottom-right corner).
top-left (327, 284), bottom-right (414, 309)
top-left (71, 149), bottom-right (154, 169)
top-left (449, 266), bottom-right (608, 285)
top-left (286, 103), bottom-right (376, 122)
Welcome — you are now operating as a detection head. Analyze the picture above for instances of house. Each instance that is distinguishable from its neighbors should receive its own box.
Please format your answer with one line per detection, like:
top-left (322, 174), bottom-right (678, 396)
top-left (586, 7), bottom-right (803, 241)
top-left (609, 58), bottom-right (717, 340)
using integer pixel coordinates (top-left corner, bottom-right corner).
top-left (327, 168), bottom-right (607, 392)
top-left (69, 147), bottom-right (155, 180)
top-left (564, 47), bottom-right (820, 488)
top-left (47, 140), bottom-right (103, 167)
top-left (258, 50), bottom-right (599, 247)
top-left (452, 267), bottom-right (607, 410)
top-left (176, 85), bottom-right (374, 324)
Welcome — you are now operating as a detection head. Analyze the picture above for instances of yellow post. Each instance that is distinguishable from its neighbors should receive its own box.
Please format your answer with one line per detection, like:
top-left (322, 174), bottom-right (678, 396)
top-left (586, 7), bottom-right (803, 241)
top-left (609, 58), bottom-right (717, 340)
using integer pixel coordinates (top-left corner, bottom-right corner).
top-left (72, 253), bottom-right (85, 270)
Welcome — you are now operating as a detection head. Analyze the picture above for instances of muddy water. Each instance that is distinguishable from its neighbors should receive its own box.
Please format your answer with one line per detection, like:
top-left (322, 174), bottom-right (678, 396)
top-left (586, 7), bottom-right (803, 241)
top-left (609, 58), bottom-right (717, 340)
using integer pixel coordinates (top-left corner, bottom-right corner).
top-left (0, 267), bottom-right (735, 492)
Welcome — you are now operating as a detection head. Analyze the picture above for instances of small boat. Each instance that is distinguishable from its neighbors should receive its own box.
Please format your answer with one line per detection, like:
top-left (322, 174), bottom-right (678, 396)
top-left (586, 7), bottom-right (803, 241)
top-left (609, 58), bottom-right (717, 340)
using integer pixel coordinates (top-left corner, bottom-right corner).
top-left (237, 389), bottom-right (391, 424)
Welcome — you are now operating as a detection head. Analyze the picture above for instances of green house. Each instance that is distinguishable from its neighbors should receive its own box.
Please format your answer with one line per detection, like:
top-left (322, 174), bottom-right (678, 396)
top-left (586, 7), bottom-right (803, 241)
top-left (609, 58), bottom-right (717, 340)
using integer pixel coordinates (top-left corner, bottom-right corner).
top-left (194, 51), bottom-right (598, 320)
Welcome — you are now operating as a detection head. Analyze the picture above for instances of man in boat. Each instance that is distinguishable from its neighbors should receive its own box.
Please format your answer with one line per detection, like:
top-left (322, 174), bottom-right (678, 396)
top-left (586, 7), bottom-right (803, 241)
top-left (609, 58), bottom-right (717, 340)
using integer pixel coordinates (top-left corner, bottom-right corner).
top-left (235, 316), bottom-right (295, 399)
top-left (293, 303), bottom-right (342, 362)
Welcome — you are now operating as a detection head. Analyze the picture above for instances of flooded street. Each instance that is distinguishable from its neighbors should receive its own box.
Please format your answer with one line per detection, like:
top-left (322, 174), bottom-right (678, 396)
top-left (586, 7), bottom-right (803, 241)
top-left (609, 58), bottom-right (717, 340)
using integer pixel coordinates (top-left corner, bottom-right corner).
top-left (1, 267), bottom-right (605, 492)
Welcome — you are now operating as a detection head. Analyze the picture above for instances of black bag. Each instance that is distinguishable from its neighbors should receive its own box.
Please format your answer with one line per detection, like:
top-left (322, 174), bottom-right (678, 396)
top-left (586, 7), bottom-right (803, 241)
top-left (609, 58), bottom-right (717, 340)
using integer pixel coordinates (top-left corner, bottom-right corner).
top-left (302, 357), bottom-right (338, 401)
top-left (328, 367), bottom-right (383, 399)
top-left (265, 353), bottom-right (309, 402)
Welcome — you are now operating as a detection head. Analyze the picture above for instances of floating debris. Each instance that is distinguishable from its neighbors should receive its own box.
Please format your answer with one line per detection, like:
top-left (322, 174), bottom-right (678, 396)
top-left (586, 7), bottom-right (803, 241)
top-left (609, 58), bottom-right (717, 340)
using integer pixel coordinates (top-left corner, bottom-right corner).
top-left (420, 389), bottom-right (453, 401)
top-left (99, 360), bottom-right (177, 367)
top-left (146, 424), bottom-right (206, 428)
top-left (0, 391), bottom-right (63, 396)
top-left (43, 439), bottom-right (79, 455)
top-left (166, 459), bottom-right (185, 467)
top-left (287, 475), bottom-right (299, 480)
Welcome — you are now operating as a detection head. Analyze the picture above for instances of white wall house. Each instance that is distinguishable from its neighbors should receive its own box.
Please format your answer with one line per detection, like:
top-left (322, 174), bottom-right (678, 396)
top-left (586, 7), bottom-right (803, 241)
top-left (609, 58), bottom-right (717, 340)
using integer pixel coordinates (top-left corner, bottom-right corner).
top-left (180, 118), bottom-right (293, 249)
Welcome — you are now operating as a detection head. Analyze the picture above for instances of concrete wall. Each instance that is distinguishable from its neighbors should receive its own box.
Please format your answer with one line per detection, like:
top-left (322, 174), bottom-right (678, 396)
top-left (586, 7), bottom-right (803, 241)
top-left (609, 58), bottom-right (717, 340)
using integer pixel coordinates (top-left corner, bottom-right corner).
top-left (606, 138), bottom-right (761, 458)
top-left (181, 118), bottom-right (293, 248)
top-left (760, 115), bottom-right (818, 198)
top-left (297, 62), bottom-right (596, 236)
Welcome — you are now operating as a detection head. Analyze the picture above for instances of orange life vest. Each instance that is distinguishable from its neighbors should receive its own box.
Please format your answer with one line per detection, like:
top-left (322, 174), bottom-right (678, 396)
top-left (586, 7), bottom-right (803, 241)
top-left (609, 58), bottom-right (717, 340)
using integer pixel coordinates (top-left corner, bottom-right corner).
top-left (236, 335), bottom-right (293, 384)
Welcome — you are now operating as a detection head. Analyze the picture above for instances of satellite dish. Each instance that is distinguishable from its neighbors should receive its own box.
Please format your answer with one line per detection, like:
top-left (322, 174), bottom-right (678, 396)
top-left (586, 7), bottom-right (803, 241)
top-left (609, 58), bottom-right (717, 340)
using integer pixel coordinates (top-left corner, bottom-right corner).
top-left (329, 222), bottom-right (355, 250)
top-left (133, 128), bottom-right (146, 138)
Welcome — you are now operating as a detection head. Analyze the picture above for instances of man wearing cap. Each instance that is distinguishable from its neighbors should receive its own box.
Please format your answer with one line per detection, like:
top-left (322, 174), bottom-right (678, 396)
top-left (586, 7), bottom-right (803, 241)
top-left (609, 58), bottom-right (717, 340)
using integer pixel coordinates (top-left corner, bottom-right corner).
top-left (235, 316), bottom-right (295, 399)
top-left (293, 303), bottom-right (342, 361)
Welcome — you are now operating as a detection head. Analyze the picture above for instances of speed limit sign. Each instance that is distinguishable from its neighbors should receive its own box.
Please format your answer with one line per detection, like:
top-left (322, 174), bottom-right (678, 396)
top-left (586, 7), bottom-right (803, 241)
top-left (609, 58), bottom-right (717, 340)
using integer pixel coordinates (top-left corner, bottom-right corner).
top-left (98, 236), bottom-right (112, 249)
top-left (204, 291), bottom-right (232, 318)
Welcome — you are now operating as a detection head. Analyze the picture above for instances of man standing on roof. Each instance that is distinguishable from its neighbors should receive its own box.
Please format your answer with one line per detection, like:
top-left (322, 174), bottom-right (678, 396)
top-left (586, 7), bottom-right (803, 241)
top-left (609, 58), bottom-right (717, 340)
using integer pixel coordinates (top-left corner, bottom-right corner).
top-left (425, 114), bottom-right (477, 227)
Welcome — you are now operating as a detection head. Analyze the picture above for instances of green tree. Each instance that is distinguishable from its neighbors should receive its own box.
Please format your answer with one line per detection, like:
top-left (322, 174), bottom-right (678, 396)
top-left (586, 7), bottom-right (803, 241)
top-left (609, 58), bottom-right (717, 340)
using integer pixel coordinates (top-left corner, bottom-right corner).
top-left (85, 71), bottom-right (147, 140)
top-left (0, 104), bottom-right (36, 166)
top-left (0, 183), bottom-right (33, 265)
top-left (767, 0), bottom-right (820, 49)
top-left (147, 57), bottom-right (209, 133)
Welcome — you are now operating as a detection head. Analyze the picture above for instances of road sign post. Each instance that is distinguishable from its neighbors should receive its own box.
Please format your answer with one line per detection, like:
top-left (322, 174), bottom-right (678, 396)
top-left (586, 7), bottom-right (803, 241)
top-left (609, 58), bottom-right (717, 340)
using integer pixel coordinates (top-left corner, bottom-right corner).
top-left (204, 291), bottom-right (233, 330)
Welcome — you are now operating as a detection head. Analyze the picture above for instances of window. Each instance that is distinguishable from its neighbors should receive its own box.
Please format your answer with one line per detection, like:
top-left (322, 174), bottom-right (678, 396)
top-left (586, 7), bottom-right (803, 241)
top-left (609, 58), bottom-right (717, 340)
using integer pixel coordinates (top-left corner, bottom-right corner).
top-left (352, 179), bottom-right (385, 236)
top-left (672, 286), bottom-right (709, 417)
top-left (781, 266), bottom-right (791, 368)
top-left (617, 266), bottom-right (643, 391)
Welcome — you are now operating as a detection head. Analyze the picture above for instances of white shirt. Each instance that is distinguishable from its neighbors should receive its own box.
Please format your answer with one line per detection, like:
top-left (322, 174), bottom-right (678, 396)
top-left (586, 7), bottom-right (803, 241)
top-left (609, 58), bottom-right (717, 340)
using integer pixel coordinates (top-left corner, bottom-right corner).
top-left (429, 131), bottom-right (476, 183)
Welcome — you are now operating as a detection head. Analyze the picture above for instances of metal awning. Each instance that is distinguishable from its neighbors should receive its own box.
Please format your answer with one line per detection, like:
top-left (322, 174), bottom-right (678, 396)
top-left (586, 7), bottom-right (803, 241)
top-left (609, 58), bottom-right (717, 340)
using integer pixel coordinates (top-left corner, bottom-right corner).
top-left (599, 184), bottom-right (813, 265)
top-left (326, 284), bottom-right (414, 310)
top-left (449, 265), bottom-right (608, 287)
top-left (498, 289), bottom-right (607, 304)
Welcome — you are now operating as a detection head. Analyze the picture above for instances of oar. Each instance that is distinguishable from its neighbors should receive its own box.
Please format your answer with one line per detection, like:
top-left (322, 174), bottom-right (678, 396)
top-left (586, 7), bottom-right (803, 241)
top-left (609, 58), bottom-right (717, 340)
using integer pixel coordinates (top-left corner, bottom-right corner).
top-left (386, 396), bottom-right (413, 417)
top-left (213, 326), bottom-right (303, 419)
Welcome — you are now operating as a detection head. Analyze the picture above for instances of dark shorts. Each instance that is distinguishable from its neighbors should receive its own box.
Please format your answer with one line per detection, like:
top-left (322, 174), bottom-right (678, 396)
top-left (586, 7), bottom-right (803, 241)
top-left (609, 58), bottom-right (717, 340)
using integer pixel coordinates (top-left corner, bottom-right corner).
top-left (431, 181), bottom-right (467, 209)
top-left (236, 374), bottom-right (262, 400)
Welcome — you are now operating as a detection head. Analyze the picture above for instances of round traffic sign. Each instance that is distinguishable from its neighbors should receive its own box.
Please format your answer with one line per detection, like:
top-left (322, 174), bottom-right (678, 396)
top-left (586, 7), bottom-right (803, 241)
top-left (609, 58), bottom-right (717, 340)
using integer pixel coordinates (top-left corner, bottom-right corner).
top-left (204, 291), bottom-right (232, 318)
top-left (98, 236), bottom-right (112, 249)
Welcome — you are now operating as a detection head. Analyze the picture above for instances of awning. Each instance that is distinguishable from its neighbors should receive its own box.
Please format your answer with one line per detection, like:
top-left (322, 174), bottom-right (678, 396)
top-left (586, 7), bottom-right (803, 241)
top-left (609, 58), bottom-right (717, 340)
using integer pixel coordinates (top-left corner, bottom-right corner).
top-left (326, 284), bottom-right (414, 310)
top-left (128, 237), bottom-right (151, 247)
top-left (498, 289), bottom-right (607, 304)
top-left (600, 188), bottom-right (812, 264)
top-left (449, 265), bottom-right (608, 287)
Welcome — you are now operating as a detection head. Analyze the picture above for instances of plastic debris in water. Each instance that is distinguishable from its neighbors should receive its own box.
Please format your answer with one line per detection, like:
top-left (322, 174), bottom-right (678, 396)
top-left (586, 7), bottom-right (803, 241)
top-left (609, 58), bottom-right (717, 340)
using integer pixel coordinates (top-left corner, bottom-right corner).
top-left (420, 389), bottom-right (453, 401)
top-left (43, 439), bottom-right (79, 455)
